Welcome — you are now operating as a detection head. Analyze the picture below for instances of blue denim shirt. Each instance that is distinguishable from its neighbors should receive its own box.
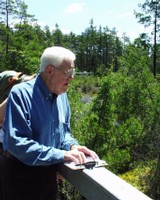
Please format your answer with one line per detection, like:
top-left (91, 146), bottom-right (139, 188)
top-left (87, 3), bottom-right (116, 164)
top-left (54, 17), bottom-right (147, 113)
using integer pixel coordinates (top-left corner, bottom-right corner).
top-left (3, 75), bottom-right (78, 166)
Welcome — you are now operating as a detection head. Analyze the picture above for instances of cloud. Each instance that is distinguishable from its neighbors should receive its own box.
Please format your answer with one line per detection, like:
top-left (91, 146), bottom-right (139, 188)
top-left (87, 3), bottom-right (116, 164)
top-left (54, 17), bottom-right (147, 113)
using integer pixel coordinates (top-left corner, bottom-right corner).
top-left (116, 12), bottom-right (133, 19)
top-left (61, 27), bottom-right (71, 34)
top-left (64, 2), bottom-right (85, 14)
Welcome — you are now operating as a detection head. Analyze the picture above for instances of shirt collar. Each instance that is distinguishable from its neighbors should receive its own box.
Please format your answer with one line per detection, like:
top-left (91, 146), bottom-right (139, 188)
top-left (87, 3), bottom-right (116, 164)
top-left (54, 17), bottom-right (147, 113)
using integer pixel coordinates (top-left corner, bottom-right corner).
top-left (35, 75), bottom-right (57, 101)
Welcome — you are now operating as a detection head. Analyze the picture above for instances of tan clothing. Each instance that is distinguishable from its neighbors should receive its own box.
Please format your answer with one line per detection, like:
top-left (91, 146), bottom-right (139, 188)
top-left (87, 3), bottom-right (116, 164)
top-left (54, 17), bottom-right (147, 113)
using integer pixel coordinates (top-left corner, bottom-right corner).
top-left (0, 99), bottom-right (7, 128)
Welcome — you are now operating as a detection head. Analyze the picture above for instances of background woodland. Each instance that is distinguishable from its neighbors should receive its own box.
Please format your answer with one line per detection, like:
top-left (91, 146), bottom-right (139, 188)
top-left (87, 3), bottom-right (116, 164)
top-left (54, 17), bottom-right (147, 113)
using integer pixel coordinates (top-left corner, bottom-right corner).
top-left (1, 0), bottom-right (160, 199)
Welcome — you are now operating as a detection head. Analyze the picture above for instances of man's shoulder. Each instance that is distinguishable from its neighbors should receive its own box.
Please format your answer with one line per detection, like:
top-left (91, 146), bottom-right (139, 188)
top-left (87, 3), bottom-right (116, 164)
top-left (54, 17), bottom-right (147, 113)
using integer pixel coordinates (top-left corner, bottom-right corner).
top-left (11, 78), bottom-right (36, 94)
top-left (59, 92), bottom-right (68, 101)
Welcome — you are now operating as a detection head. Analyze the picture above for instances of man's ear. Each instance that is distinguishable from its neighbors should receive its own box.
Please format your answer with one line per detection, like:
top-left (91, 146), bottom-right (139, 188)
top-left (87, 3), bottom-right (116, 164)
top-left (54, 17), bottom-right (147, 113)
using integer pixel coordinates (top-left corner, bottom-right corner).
top-left (8, 76), bottom-right (18, 83)
top-left (8, 72), bottom-right (23, 83)
top-left (45, 65), bottom-right (54, 78)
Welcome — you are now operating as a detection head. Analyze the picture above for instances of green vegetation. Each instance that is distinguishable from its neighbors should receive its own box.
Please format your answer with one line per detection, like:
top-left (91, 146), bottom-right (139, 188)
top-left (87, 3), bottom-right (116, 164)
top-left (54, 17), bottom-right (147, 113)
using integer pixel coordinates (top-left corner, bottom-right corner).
top-left (1, 0), bottom-right (160, 199)
top-left (119, 163), bottom-right (151, 193)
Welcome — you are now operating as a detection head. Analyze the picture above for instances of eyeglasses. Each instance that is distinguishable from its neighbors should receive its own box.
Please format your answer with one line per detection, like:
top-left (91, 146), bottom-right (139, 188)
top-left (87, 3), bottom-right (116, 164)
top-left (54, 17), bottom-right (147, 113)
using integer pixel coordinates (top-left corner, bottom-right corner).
top-left (64, 68), bottom-right (76, 78)
top-left (51, 65), bottom-right (75, 78)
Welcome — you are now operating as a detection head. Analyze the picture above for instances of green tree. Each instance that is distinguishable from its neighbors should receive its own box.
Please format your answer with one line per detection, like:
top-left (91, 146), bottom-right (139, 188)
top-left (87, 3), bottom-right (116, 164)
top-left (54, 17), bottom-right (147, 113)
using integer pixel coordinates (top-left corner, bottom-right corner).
top-left (0, 0), bottom-right (16, 54)
top-left (53, 23), bottom-right (64, 46)
top-left (0, 0), bottom-right (37, 71)
top-left (134, 0), bottom-right (160, 77)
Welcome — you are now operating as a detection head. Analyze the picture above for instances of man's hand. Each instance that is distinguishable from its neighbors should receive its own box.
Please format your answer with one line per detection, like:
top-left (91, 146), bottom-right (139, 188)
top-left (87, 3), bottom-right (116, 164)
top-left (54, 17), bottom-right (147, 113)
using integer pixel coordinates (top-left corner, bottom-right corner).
top-left (71, 145), bottom-right (99, 160)
top-left (64, 148), bottom-right (87, 164)
top-left (64, 145), bottom-right (99, 164)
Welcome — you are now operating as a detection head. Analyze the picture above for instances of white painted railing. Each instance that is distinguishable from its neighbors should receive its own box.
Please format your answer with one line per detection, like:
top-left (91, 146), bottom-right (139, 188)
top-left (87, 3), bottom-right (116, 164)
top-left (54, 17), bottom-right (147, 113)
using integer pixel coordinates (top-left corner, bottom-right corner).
top-left (58, 164), bottom-right (152, 200)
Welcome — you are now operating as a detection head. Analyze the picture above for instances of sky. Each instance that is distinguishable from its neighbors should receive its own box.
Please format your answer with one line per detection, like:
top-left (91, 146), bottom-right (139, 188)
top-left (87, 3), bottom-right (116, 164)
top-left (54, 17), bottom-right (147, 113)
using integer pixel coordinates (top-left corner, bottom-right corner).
top-left (23, 0), bottom-right (150, 42)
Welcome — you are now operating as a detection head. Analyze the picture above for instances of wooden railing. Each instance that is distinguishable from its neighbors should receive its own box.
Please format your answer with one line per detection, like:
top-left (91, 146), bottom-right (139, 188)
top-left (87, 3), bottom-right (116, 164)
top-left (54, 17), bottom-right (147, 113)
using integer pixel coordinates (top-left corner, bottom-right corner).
top-left (58, 164), bottom-right (152, 200)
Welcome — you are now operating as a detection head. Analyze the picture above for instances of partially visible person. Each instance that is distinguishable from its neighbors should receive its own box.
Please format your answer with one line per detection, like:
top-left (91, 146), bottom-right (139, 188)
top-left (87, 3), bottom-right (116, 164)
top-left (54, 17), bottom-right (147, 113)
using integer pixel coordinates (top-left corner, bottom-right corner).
top-left (0, 99), bottom-right (7, 129)
top-left (0, 71), bottom-right (36, 154)
top-left (0, 70), bottom-right (36, 104)
top-left (0, 46), bottom-right (99, 200)
top-left (0, 99), bottom-right (7, 154)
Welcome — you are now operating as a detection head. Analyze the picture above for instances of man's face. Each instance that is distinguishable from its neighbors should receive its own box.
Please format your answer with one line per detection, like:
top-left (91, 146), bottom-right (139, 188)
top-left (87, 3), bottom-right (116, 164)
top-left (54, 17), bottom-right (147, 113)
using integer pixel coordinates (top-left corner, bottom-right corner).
top-left (46, 59), bottom-right (75, 95)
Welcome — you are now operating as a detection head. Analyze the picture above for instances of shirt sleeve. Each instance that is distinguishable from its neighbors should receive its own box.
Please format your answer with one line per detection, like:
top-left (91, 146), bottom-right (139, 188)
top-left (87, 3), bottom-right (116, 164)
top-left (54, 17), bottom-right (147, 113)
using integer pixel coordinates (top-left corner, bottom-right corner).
top-left (3, 89), bottom-right (65, 166)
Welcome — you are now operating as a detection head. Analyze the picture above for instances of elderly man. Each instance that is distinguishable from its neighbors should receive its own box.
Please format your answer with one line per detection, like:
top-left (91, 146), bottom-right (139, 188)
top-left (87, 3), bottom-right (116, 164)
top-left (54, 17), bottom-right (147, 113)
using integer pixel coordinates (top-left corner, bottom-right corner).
top-left (0, 46), bottom-right (99, 200)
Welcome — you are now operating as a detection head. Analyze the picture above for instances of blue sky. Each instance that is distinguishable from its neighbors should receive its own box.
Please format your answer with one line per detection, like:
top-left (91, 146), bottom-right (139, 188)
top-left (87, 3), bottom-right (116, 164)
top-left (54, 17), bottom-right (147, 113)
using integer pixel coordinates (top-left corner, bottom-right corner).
top-left (24, 0), bottom-right (149, 42)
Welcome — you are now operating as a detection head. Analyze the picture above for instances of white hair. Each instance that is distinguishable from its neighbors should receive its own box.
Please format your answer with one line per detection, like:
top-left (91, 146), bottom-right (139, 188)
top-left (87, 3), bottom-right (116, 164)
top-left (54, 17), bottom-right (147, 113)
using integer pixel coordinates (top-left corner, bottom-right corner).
top-left (40, 46), bottom-right (76, 72)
